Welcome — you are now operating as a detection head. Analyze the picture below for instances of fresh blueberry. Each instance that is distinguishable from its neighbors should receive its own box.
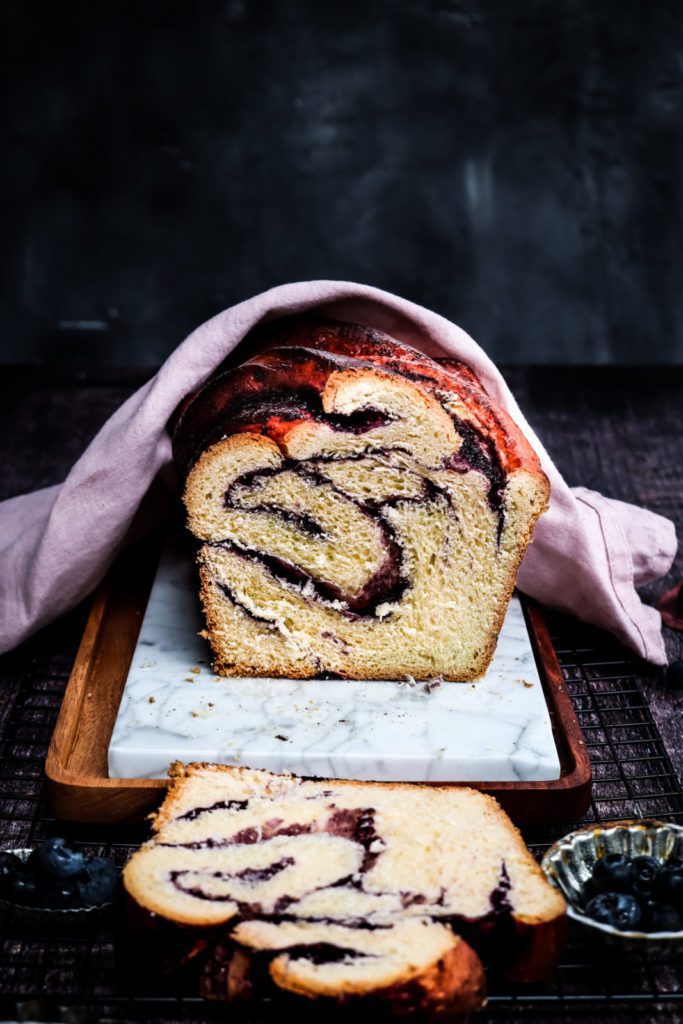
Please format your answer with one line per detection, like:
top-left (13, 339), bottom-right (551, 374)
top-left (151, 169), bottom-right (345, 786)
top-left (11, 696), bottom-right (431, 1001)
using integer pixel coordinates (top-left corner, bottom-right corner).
top-left (7, 867), bottom-right (43, 907)
top-left (36, 838), bottom-right (85, 879)
top-left (0, 851), bottom-right (24, 897)
top-left (44, 876), bottom-right (79, 909)
top-left (630, 856), bottom-right (662, 898)
top-left (655, 861), bottom-right (683, 910)
top-left (643, 900), bottom-right (683, 932)
top-left (585, 892), bottom-right (642, 930)
top-left (76, 857), bottom-right (119, 906)
top-left (591, 854), bottom-right (633, 893)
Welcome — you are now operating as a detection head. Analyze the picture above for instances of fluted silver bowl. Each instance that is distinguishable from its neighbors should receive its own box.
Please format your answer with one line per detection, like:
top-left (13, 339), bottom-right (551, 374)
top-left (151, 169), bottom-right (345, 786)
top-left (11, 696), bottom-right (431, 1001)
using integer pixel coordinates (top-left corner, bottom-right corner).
top-left (0, 848), bottom-right (114, 926)
top-left (541, 820), bottom-right (683, 953)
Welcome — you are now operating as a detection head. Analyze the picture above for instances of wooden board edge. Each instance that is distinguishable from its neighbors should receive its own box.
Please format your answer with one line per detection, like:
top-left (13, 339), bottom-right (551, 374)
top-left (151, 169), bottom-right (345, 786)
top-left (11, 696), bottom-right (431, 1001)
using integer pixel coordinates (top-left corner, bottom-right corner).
top-left (45, 535), bottom-right (168, 822)
top-left (45, 540), bottom-right (592, 824)
top-left (523, 599), bottom-right (592, 790)
top-left (44, 577), bottom-right (111, 786)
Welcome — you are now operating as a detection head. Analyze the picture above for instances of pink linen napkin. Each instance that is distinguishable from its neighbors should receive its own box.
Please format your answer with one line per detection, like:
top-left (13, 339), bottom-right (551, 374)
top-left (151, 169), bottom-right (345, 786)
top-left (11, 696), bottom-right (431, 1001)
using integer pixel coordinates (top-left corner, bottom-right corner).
top-left (0, 281), bottom-right (676, 663)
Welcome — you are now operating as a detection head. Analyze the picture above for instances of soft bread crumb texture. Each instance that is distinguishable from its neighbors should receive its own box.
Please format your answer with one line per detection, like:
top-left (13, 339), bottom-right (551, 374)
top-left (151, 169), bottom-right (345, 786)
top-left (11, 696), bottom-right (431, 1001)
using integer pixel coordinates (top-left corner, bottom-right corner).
top-left (123, 764), bottom-right (564, 1012)
top-left (180, 342), bottom-right (550, 681)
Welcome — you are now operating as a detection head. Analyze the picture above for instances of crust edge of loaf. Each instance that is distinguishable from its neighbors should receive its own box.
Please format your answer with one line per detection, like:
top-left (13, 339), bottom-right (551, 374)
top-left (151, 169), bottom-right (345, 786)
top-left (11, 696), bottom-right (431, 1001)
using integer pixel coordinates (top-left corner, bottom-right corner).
top-left (268, 931), bottom-right (487, 1017)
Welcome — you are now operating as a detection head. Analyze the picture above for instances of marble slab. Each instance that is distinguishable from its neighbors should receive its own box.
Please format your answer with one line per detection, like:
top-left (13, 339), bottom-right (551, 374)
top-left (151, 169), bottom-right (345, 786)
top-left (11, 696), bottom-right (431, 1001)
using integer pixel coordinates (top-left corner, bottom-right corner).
top-left (108, 533), bottom-right (561, 783)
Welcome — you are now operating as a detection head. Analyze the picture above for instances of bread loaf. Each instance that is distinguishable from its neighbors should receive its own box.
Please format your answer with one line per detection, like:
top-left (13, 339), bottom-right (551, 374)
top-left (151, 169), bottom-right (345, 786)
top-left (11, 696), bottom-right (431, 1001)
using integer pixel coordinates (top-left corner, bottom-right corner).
top-left (172, 320), bottom-right (550, 681)
top-left (123, 763), bottom-right (566, 1015)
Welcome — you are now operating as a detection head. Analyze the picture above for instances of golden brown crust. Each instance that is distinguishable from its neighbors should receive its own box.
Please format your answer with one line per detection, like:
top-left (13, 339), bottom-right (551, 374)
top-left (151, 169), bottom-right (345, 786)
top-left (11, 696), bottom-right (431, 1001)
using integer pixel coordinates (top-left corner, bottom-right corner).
top-left (505, 915), bottom-right (567, 984)
top-left (377, 938), bottom-right (487, 1018)
top-left (267, 933), bottom-right (487, 1017)
top-left (172, 318), bottom-right (548, 485)
top-left (241, 319), bottom-right (547, 480)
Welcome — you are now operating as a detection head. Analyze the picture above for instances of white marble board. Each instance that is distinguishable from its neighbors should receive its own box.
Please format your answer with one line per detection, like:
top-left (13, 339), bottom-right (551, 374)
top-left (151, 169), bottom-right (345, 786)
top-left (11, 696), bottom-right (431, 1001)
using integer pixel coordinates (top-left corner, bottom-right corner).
top-left (108, 534), bottom-right (561, 783)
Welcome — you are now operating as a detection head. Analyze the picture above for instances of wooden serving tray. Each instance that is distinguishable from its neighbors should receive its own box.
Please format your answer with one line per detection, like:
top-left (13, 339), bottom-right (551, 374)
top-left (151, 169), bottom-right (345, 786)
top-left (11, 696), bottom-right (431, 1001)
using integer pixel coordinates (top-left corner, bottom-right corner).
top-left (45, 538), bottom-right (592, 825)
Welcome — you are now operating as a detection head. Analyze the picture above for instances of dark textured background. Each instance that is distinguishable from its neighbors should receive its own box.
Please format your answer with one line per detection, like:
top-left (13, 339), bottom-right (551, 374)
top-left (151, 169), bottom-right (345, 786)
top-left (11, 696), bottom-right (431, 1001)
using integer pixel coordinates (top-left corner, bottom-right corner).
top-left (1, 0), bottom-right (682, 366)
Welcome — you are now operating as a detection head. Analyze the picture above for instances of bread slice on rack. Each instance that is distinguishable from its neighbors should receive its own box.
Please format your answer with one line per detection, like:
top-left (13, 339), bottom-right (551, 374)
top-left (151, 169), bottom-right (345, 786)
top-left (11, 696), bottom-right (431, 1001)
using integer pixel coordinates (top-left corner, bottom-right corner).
top-left (123, 763), bottom-right (566, 1015)
top-left (172, 319), bottom-right (550, 681)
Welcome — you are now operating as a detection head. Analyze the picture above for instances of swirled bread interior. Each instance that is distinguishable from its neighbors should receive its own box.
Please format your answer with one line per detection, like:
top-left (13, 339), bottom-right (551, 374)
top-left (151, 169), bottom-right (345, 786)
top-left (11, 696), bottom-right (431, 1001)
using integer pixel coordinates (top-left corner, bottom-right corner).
top-left (123, 763), bottom-right (565, 1013)
top-left (173, 321), bottom-right (550, 680)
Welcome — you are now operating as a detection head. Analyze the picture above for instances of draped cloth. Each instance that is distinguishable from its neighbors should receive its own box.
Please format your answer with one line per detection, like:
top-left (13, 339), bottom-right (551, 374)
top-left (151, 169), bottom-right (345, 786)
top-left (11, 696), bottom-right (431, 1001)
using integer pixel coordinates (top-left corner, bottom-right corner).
top-left (0, 282), bottom-right (676, 663)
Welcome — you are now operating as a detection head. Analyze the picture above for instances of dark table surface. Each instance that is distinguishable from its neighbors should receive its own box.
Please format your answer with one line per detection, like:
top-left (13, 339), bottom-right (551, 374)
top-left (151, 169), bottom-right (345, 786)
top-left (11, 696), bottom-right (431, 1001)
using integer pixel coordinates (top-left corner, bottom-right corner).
top-left (0, 364), bottom-right (682, 1023)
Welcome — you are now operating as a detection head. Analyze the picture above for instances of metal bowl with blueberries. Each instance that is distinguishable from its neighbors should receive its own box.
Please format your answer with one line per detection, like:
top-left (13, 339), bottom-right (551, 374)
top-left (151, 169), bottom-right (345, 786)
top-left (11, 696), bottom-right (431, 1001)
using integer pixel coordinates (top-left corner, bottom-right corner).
top-left (0, 838), bottom-right (119, 925)
top-left (541, 820), bottom-right (683, 952)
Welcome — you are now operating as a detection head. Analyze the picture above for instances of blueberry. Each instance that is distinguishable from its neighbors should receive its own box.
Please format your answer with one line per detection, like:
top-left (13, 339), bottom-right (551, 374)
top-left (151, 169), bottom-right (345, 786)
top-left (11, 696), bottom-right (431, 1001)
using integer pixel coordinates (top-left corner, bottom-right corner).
top-left (643, 900), bottom-right (683, 932)
top-left (656, 861), bottom-right (683, 909)
top-left (36, 838), bottom-right (85, 879)
top-left (44, 876), bottom-right (80, 909)
top-left (7, 868), bottom-right (43, 907)
top-left (591, 854), bottom-right (633, 893)
top-left (0, 851), bottom-right (23, 897)
top-left (586, 892), bottom-right (642, 930)
top-left (630, 856), bottom-right (662, 898)
top-left (76, 857), bottom-right (119, 906)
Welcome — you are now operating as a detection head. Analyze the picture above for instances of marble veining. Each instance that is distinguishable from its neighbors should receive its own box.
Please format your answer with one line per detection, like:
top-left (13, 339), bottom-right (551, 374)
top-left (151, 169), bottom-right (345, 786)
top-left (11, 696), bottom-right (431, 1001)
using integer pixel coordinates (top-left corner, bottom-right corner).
top-left (108, 533), bottom-right (561, 782)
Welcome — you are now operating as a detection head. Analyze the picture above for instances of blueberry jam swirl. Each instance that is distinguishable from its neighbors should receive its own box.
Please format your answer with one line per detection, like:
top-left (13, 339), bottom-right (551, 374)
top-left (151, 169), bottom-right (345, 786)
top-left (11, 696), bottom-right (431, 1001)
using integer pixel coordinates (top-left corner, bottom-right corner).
top-left (171, 322), bottom-right (551, 681)
top-left (151, 793), bottom-right (522, 996)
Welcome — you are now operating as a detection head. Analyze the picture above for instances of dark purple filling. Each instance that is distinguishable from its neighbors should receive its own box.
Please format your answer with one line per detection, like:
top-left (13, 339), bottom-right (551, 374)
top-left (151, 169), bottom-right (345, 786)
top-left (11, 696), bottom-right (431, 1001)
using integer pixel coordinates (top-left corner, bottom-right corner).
top-left (163, 819), bottom-right (313, 851)
top-left (489, 862), bottom-right (513, 915)
top-left (443, 419), bottom-right (506, 539)
top-left (189, 385), bottom-right (505, 531)
top-left (327, 807), bottom-right (382, 872)
top-left (170, 871), bottom-right (235, 902)
top-left (221, 459), bottom-right (409, 617)
top-left (212, 420), bottom-right (505, 636)
top-left (128, 846), bottom-right (522, 1001)
top-left (401, 892), bottom-right (427, 908)
top-left (161, 807), bottom-right (381, 873)
top-left (320, 632), bottom-right (350, 654)
top-left (177, 799), bottom-right (249, 822)
top-left (233, 857), bottom-right (295, 885)
top-left (277, 943), bottom-right (369, 965)
top-left (188, 389), bottom-right (395, 468)
top-left (216, 539), bottom-right (407, 619)
top-left (265, 911), bottom-right (393, 932)
top-left (171, 857), bottom-right (296, 901)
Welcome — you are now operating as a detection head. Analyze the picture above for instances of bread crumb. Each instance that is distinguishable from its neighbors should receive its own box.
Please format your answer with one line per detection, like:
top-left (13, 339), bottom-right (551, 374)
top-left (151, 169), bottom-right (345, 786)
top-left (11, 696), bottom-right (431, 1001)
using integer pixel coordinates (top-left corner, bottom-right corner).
top-left (148, 696), bottom-right (156, 704)
top-left (423, 677), bottom-right (443, 694)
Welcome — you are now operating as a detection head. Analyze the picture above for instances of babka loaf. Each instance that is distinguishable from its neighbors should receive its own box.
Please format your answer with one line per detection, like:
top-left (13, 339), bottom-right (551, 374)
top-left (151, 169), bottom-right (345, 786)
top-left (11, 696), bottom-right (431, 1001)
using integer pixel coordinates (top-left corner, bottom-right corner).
top-left (123, 763), bottom-right (566, 1015)
top-left (172, 320), bottom-right (550, 680)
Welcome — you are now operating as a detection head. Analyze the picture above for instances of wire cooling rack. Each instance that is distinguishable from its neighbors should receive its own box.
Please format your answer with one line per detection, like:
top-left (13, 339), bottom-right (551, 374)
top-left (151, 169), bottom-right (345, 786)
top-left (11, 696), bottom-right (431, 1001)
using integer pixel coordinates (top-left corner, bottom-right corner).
top-left (0, 608), bottom-right (682, 1022)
